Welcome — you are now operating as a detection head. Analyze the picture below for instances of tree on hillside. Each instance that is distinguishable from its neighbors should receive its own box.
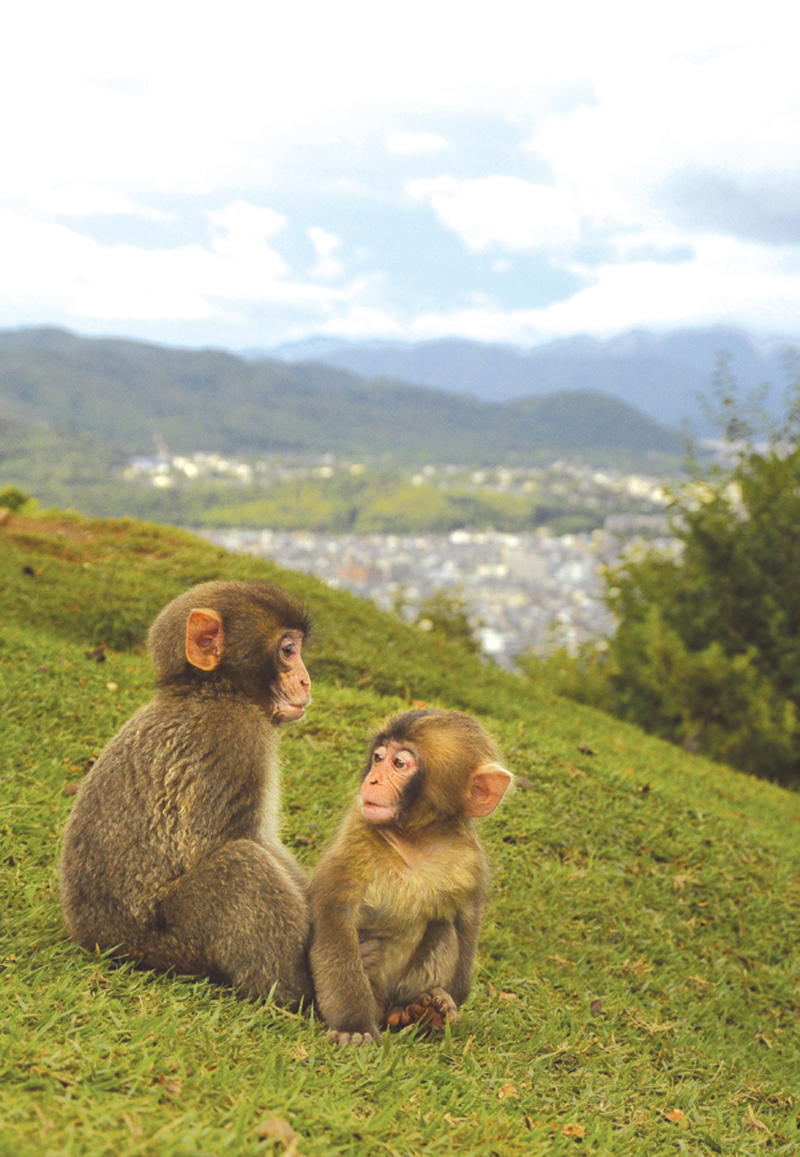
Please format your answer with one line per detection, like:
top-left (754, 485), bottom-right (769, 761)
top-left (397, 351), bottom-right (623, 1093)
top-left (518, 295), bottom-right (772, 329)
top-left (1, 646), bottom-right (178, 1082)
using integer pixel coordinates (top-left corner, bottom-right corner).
top-left (526, 351), bottom-right (800, 785)
top-left (413, 589), bottom-right (482, 655)
top-left (0, 485), bottom-right (33, 512)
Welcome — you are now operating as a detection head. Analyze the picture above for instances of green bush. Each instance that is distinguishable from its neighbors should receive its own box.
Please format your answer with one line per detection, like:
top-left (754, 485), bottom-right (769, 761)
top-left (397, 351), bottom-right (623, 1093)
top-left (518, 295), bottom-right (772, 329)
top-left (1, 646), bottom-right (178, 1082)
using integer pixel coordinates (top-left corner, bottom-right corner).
top-left (525, 353), bottom-right (800, 784)
top-left (412, 589), bottom-right (482, 655)
top-left (0, 485), bottom-right (32, 511)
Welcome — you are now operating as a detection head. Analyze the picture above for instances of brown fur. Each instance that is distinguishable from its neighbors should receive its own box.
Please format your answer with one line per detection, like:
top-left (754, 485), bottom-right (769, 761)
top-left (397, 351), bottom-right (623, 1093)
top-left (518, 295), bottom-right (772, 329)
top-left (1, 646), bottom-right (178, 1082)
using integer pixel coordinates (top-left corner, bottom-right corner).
top-left (309, 709), bottom-right (511, 1043)
top-left (59, 580), bottom-right (313, 1004)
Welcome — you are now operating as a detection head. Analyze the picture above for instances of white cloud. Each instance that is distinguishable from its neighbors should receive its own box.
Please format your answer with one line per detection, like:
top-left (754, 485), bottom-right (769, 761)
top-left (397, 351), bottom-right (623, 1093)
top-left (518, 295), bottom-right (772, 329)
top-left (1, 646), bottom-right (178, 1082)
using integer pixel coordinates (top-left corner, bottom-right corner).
top-left (385, 132), bottom-right (449, 156)
top-left (407, 176), bottom-right (582, 254)
top-left (209, 201), bottom-right (286, 246)
top-left (308, 227), bottom-right (343, 280)
top-left (406, 235), bottom-right (800, 344)
top-left (314, 306), bottom-right (404, 340)
top-left (309, 227), bottom-right (340, 258)
top-left (2, 1), bottom-right (800, 347)
top-left (0, 201), bottom-right (366, 328)
top-left (539, 238), bottom-right (800, 337)
top-left (207, 202), bottom-right (289, 285)
top-left (32, 183), bottom-right (168, 219)
top-left (527, 38), bottom-right (800, 244)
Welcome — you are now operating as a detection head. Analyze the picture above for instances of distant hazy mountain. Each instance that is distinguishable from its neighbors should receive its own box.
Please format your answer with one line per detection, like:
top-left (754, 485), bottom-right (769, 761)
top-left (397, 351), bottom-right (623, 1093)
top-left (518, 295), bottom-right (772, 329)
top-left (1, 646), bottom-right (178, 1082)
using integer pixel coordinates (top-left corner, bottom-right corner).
top-left (264, 328), bottom-right (798, 430)
top-left (0, 327), bottom-right (680, 464)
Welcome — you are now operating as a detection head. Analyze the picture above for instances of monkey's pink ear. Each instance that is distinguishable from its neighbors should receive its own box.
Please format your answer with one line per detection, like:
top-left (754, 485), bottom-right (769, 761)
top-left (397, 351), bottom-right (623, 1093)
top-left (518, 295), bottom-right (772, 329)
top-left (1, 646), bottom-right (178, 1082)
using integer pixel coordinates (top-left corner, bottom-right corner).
top-left (464, 763), bottom-right (513, 818)
top-left (185, 608), bottom-right (225, 671)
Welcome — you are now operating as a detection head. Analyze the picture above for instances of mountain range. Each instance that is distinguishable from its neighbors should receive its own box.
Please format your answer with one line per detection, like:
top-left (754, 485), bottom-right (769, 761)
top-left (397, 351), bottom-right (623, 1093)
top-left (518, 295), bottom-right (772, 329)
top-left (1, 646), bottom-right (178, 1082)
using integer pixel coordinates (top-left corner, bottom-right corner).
top-left (266, 327), bottom-right (798, 431)
top-left (0, 326), bottom-right (682, 464)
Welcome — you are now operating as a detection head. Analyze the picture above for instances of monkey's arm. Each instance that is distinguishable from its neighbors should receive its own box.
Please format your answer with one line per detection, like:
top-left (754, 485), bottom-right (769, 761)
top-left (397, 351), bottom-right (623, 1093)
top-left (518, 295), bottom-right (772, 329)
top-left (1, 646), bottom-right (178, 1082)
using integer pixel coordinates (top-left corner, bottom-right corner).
top-left (309, 854), bottom-right (381, 1046)
top-left (449, 891), bottom-right (485, 1006)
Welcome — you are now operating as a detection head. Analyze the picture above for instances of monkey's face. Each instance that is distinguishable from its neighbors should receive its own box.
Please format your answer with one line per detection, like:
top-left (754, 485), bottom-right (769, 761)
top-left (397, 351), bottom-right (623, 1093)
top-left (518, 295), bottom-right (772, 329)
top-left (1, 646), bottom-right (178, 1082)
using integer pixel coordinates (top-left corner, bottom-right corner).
top-left (360, 741), bottom-right (421, 826)
top-left (270, 632), bottom-right (312, 723)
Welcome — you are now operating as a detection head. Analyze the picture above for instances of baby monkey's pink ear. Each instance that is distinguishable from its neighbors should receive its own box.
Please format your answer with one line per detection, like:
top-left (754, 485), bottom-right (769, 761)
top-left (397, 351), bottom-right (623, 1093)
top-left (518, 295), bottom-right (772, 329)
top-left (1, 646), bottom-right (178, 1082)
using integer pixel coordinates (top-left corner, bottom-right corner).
top-left (464, 763), bottom-right (513, 818)
top-left (185, 608), bottom-right (225, 671)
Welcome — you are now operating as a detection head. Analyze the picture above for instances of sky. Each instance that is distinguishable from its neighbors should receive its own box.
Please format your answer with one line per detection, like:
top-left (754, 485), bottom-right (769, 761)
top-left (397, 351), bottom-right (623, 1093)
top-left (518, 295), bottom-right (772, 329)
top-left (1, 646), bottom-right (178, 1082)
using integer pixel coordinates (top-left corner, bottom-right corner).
top-left (2, 0), bottom-right (800, 353)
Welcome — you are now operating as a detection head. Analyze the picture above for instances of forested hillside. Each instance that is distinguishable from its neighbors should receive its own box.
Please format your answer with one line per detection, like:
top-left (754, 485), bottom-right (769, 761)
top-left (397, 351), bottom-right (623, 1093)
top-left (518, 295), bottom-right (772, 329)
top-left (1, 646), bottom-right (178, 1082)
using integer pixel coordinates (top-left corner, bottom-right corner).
top-left (0, 327), bottom-right (682, 463)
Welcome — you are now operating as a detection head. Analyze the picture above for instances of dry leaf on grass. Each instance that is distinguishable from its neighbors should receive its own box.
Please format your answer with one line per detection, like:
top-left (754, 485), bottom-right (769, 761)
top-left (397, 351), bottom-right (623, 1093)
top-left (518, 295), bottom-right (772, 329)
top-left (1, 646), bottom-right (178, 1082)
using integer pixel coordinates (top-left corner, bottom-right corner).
top-left (661, 1108), bottom-right (688, 1128)
top-left (252, 1118), bottom-right (301, 1154)
top-left (561, 1122), bottom-right (586, 1138)
top-left (743, 1105), bottom-right (769, 1132)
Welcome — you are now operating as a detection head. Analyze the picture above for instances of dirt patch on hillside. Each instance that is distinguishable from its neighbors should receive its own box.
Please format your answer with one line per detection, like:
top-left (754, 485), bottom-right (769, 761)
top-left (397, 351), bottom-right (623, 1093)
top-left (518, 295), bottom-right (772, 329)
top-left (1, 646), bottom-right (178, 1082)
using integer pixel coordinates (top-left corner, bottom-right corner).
top-left (1, 510), bottom-right (99, 544)
top-left (0, 511), bottom-right (192, 564)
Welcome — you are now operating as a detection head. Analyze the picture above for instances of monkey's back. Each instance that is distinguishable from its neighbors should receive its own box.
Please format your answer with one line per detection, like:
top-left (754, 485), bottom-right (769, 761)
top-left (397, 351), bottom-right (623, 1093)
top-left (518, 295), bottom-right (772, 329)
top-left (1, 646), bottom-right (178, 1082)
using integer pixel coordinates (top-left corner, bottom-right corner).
top-left (59, 689), bottom-right (278, 954)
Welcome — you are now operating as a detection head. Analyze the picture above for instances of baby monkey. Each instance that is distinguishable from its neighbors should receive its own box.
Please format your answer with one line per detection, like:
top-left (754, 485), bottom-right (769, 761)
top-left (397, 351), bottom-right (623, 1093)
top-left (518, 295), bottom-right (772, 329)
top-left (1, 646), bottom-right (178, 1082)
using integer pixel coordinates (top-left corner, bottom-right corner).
top-left (310, 709), bottom-right (512, 1045)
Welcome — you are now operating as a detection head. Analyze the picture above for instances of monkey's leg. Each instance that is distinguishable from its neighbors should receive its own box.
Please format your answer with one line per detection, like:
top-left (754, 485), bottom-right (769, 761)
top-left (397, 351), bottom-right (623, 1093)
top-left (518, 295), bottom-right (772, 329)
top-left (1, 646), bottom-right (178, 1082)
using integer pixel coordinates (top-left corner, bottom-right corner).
top-left (386, 987), bottom-right (458, 1032)
top-left (385, 920), bottom-right (461, 1031)
top-left (148, 839), bottom-right (313, 1005)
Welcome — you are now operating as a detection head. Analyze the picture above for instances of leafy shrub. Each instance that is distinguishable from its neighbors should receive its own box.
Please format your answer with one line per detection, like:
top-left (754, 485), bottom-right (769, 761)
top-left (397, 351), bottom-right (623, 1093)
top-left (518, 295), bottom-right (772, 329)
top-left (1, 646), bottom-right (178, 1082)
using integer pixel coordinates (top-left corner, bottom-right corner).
top-left (0, 485), bottom-right (32, 511)
top-left (524, 353), bottom-right (800, 784)
top-left (412, 589), bottom-right (482, 655)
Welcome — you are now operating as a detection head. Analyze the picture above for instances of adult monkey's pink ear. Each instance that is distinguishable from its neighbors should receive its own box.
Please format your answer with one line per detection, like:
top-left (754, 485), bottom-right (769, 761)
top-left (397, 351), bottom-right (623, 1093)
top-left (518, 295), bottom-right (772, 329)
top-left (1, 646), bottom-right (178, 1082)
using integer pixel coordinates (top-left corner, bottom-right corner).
top-left (185, 608), bottom-right (225, 671)
top-left (464, 763), bottom-right (513, 818)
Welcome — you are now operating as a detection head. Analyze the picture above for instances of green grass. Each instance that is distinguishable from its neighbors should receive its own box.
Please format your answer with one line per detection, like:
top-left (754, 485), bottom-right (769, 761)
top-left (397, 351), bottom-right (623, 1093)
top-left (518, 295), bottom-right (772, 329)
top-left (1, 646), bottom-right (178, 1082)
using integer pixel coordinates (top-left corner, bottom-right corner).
top-left (1, 511), bottom-right (799, 1155)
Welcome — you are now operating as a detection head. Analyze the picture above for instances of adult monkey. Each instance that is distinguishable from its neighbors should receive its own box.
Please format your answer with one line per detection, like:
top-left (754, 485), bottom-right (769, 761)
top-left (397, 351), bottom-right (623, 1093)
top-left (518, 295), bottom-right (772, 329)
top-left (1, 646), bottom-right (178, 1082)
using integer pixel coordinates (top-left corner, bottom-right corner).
top-left (59, 580), bottom-right (313, 1005)
top-left (310, 709), bottom-right (512, 1044)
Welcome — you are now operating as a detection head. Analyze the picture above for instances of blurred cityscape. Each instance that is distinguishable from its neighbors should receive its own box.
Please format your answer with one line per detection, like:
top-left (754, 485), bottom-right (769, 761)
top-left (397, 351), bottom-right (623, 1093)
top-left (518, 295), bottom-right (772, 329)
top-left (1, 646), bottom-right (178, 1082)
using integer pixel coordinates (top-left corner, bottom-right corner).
top-left (203, 518), bottom-right (677, 669)
top-left (118, 448), bottom-right (684, 668)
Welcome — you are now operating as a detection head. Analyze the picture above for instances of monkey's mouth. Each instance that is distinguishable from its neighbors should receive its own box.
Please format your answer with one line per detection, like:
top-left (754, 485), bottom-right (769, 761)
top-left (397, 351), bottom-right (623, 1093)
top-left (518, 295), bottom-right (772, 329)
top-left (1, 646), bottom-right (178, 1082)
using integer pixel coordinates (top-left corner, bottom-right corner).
top-left (361, 801), bottom-right (397, 825)
top-left (272, 698), bottom-right (311, 722)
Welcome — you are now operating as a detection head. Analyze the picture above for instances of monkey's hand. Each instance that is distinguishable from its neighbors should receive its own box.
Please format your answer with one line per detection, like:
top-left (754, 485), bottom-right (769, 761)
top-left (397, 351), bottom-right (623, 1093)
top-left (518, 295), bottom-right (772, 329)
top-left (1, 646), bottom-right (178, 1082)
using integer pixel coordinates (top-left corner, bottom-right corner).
top-left (385, 987), bottom-right (458, 1033)
top-left (327, 1027), bottom-right (382, 1046)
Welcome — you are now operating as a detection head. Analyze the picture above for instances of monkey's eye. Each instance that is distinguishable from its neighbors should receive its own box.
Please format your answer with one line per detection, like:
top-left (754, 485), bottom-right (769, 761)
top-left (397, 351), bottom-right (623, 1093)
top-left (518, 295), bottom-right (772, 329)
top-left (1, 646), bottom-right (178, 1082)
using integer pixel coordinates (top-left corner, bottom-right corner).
top-left (373, 746), bottom-right (387, 764)
top-left (392, 750), bottom-right (414, 772)
top-left (280, 639), bottom-right (298, 659)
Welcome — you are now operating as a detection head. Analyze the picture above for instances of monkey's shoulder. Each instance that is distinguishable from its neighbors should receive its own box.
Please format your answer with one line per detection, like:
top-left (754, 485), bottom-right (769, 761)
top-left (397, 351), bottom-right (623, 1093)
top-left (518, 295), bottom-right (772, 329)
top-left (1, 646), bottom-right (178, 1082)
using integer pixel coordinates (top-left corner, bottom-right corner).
top-left (66, 692), bottom-right (277, 855)
top-left (66, 702), bottom-right (159, 808)
top-left (91, 693), bottom-right (274, 779)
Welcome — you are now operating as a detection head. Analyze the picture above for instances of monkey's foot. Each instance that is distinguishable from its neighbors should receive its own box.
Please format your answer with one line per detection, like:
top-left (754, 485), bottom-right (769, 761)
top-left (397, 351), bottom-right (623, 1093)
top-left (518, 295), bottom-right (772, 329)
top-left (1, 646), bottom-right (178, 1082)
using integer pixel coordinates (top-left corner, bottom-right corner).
top-left (385, 987), bottom-right (458, 1032)
top-left (327, 1028), bottom-right (381, 1046)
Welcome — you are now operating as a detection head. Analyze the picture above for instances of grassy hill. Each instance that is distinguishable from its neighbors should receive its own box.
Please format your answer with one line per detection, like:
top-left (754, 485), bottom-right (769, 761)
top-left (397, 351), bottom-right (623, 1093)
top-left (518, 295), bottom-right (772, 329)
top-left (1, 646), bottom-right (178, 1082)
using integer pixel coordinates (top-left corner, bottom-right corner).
top-left (0, 327), bottom-right (682, 465)
top-left (2, 510), bottom-right (798, 1156)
